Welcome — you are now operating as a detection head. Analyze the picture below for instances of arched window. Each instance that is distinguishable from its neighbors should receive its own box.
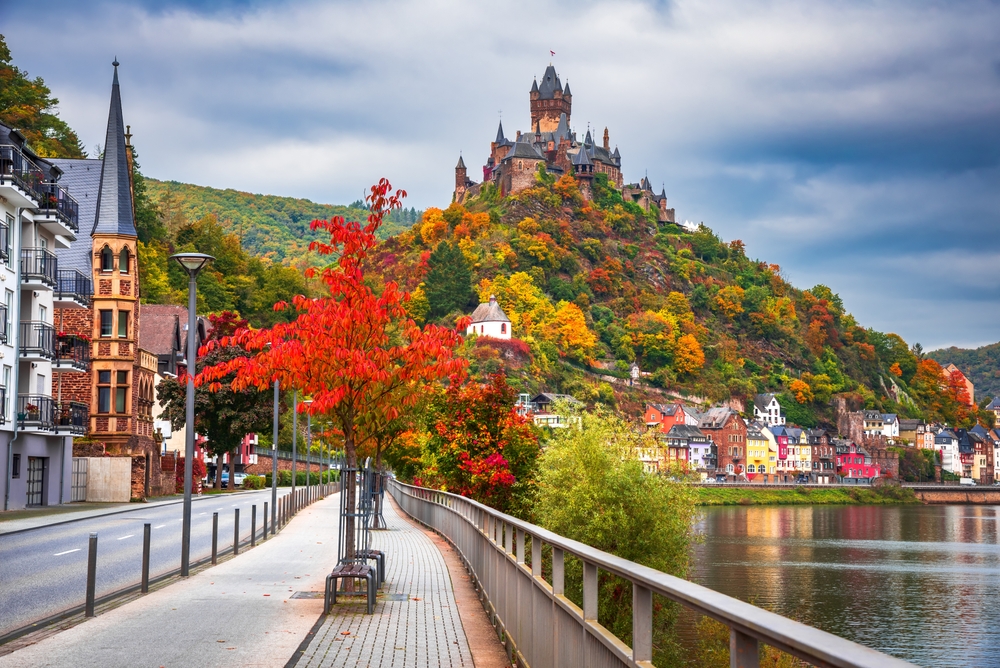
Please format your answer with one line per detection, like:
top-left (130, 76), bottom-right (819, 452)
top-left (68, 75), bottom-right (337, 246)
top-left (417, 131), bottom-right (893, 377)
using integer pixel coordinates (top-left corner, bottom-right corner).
top-left (100, 246), bottom-right (114, 272)
top-left (501, 323), bottom-right (506, 334)
top-left (119, 247), bottom-right (131, 274)
top-left (747, 465), bottom-right (755, 474)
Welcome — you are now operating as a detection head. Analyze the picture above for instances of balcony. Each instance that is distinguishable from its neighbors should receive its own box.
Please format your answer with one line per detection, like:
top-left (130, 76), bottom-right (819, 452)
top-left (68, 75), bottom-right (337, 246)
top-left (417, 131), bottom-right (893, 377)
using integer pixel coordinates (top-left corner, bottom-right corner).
top-left (17, 394), bottom-right (55, 432)
top-left (54, 334), bottom-right (90, 372)
top-left (20, 321), bottom-right (56, 360)
top-left (0, 144), bottom-right (44, 207)
top-left (21, 248), bottom-right (58, 289)
top-left (0, 217), bottom-right (8, 263)
top-left (55, 270), bottom-right (92, 309)
top-left (55, 401), bottom-right (88, 435)
top-left (35, 182), bottom-right (79, 238)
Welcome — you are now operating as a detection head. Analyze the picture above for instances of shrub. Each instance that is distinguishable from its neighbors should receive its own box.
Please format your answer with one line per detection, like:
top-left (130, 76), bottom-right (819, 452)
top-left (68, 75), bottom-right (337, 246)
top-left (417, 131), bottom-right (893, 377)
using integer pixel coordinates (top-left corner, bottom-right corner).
top-left (175, 456), bottom-right (206, 494)
top-left (242, 474), bottom-right (265, 490)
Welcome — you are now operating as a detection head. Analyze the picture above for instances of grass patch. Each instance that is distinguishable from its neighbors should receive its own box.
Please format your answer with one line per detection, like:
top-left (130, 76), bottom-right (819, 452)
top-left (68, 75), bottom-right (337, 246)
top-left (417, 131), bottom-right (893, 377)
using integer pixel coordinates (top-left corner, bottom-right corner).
top-left (694, 485), bottom-right (919, 506)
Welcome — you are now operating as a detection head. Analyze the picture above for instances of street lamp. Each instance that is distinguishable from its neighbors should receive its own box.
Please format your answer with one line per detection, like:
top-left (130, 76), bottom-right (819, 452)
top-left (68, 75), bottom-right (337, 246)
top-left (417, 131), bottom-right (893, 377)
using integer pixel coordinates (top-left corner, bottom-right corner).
top-left (170, 252), bottom-right (214, 577)
top-left (303, 399), bottom-right (313, 488)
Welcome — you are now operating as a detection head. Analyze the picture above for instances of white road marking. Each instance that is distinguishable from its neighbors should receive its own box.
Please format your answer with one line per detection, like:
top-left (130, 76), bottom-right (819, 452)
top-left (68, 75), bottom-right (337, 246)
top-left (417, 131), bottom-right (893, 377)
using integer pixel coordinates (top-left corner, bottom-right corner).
top-left (53, 549), bottom-right (81, 556)
top-left (198, 512), bottom-right (206, 516)
top-left (153, 524), bottom-right (166, 529)
top-left (118, 534), bottom-right (134, 540)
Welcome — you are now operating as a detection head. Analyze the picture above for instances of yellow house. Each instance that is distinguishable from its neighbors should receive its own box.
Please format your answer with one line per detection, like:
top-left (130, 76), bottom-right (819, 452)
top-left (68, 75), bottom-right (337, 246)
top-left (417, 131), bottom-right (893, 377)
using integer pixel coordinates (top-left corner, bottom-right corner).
top-left (746, 425), bottom-right (771, 480)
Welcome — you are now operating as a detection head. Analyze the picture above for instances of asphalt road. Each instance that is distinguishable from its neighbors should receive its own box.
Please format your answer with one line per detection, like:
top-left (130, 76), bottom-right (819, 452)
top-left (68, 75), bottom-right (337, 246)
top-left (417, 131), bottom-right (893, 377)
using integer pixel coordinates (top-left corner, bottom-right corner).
top-left (0, 488), bottom-right (293, 638)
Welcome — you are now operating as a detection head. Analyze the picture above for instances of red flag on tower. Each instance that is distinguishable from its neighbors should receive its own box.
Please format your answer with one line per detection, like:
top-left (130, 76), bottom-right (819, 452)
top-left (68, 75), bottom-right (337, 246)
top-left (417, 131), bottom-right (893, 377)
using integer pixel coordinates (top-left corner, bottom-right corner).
top-left (550, 50), bottom-right (556, 56)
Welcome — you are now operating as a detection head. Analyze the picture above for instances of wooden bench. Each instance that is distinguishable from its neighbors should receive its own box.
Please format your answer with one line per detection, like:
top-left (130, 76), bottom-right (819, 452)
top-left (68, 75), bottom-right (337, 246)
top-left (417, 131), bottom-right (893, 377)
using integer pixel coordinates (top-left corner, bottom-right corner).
top-left (324, 562), bottom-right (376, 615)
top-left (357, 548), bottom-right (385, 586)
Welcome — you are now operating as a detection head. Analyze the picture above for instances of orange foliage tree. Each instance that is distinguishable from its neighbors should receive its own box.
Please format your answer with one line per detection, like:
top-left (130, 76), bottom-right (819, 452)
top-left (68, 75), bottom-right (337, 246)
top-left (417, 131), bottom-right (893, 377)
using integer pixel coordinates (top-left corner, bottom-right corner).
top-left (674, 333), bottom-right (705, 376)
top-left (199, 180), bottom-right (469, 550)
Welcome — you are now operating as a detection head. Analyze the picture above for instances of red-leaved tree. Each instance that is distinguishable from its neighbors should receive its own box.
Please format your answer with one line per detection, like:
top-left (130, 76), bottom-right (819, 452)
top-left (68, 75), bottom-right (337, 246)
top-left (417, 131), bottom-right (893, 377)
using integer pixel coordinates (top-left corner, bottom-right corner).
top-left (198, 179), bottom-right (468, 554)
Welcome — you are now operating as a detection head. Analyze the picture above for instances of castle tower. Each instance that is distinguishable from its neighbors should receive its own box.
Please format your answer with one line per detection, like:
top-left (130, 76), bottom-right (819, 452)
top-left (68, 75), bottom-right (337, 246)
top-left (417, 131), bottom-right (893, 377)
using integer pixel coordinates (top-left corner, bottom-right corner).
top-left (529, 65), bottom-right (572, 134)
top-left (454, 154), bottom-right (472, 201)
top-left (572, 146), bottom-right (594, 200)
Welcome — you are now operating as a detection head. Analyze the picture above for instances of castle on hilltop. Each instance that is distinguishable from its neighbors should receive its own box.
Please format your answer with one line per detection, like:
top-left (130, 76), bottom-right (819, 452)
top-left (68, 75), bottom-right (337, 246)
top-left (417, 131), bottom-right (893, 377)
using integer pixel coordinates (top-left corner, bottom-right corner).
top-left (455, 64), bottom-right (675, 223)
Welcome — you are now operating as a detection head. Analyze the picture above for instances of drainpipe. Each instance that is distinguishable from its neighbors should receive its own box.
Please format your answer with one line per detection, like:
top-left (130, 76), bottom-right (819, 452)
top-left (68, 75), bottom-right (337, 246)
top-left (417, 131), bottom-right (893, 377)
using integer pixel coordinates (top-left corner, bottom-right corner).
top-left (4, 206), bottom-right (23, 510)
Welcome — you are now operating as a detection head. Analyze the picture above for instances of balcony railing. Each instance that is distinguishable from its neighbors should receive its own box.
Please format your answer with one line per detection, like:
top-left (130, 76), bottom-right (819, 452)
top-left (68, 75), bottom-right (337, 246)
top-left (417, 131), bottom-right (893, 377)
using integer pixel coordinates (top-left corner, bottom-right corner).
top-left (55, 334), bottom-right (90, 370)
top-left (56, 269), bottom-right (93, 307)
top-left (36, 182), bottom-right (80, 232)
top-left (388, 479), bottom-right (915, 668)
top-left (56, 401), bottom-right (88, 435)
top-left (0, 217), bottom-right (8, 262)
top-left (20, 321), bottom-right (56, 359)
top-left (0, 144), bottom-right (44, 202)
top-left (21, 247), bottom-right (58, 287)
top-left (17, 394), bottom-right (55, 430)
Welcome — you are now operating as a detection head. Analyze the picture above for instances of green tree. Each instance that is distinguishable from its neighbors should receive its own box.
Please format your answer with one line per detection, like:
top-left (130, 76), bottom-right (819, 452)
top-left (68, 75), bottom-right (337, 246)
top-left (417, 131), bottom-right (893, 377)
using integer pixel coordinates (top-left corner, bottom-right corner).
top-left (0, 35), bottom-right (85, 158)
top-left (424, 240), bottom-right (473, 319)
top-left (536, 408), bottom-right (696, 666)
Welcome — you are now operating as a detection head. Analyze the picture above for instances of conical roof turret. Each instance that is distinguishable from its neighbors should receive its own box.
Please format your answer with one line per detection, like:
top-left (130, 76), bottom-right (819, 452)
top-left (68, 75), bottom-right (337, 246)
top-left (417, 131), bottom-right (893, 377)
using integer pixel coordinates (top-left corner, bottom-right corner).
top-left (530, 79), bottom-right (539, 93)
top-left (456, 154), bottom-right (467, 169)
top-left (495, 120), bottom-right (506, 144)
top-left (93, 59), bottom-right (137, 237)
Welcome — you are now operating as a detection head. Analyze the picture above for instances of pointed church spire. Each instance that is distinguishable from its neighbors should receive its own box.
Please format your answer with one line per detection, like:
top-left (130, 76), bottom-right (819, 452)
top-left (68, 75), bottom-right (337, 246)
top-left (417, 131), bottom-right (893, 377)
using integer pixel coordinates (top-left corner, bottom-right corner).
top-left (93, 59), bottom-right (136, 237)
top-left (456, 154), bottom-right (467, 169)
top-left (495, 120), bottom-right (506, 144)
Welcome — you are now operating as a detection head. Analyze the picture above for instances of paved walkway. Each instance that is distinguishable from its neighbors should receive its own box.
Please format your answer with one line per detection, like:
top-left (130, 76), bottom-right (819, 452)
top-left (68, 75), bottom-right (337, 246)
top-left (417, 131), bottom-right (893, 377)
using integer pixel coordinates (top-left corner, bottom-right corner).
top-left (294, 498), bottom-right (474, 668)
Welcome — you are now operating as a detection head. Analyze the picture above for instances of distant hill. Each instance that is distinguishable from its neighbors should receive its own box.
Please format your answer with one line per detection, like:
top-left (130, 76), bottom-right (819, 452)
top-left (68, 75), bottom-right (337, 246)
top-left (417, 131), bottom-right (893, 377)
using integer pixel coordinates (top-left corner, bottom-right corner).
top-left (145, 179), bottom-right (419, 266)
top-left (928, 343), bottom-right (1000, 403)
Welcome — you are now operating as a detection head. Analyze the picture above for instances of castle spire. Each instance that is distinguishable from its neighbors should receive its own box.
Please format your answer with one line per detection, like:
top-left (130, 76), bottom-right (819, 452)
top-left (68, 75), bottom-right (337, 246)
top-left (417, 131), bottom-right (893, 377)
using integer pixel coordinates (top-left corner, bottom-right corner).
top-left (93, 58), bottom-right (136, 237)
top-left (456, 154), bottom-right (467, 169)
top-left (495, 120), bottom-right (506, 144)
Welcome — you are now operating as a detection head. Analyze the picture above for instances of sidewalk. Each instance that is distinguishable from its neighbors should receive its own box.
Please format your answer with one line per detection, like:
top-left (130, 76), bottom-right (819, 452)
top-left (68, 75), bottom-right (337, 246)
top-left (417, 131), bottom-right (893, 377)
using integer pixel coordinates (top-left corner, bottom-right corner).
top-left (293, 498), bottom-right (475, 667)
top-left (0, 491), bottom-right (340, 668)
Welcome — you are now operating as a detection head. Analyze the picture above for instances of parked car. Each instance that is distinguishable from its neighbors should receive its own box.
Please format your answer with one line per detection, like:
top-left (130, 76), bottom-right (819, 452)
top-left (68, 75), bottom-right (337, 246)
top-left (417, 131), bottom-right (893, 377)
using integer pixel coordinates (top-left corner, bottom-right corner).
top-left (960, 478), bottom-right (976, 486)
top-left (221, 471), bottom-right (247, 489)
top-left (795, 475), bottom-right (810, 484)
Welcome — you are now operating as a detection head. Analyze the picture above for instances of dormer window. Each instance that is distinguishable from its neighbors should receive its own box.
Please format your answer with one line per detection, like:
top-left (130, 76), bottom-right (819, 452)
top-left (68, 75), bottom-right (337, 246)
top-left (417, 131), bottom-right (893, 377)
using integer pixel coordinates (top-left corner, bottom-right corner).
top-left (119, 247), bottom-right (131, 274)
top-left (100, 246), bottom-right (114, 272)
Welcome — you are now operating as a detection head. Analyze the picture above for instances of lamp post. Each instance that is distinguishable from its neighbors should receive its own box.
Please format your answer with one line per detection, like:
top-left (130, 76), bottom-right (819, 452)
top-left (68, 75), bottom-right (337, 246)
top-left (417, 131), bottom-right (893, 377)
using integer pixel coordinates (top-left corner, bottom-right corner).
top-left (271, 379), bottom-right (278, 534)
top-left (170, 252), bottom-right (214, 577)
top-left (303, 399), bottom-right (313, 487)
top-left (291, 390), bottom-right (297, 497)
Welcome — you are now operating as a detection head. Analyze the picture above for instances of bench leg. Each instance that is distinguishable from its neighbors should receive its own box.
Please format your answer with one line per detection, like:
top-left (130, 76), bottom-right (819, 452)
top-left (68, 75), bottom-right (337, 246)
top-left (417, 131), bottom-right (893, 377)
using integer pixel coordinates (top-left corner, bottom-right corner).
top-left (377, 554), bottom-right (385, 586)
top-left (324, 575), bottom-right (332, 614)
top-left (367, 573), bottom-right (375, 614)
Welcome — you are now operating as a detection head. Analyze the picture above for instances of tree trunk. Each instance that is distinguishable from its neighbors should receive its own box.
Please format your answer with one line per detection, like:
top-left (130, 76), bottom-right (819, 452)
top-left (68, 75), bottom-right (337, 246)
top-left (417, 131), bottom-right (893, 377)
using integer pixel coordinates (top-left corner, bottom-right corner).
top-left (372, 443), bottom-right (384, 529)
top-left (229, 447), bottom-right (241, 492)
top-left (214, 454), bottom-right (222, 491)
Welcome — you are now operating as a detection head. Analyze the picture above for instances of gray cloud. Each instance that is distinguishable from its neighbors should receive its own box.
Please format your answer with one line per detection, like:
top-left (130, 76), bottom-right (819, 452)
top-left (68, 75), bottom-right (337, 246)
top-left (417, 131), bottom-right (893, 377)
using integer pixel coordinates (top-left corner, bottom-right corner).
top-left (4, 0), bottom-right (999, 348)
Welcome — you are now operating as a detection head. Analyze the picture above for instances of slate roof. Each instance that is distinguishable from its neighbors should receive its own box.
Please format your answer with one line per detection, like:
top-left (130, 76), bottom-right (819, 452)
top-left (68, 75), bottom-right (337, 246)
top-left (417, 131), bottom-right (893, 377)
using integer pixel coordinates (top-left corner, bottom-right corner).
top-left (139, 304), bottom-right (210, 357)
top-left (49, 158), bottom-right (102, 273)
top-left (571, 146), bottom-right (592, 166)
top-left (666, 424), bottom-right (708, 440)
top-left (537, 65), bottom-right (562, 99)
top-left (987, 397), bottom-right (1000, 410)
top-left (881, 413), bottom-right (898, 423)
top-left (456, 155), bottom-right (466, 169)
top-left (531, 393), bottom-right (580, 407)
top-left (899, 418), bottom-right (924, 431)
top-left (93, 63), bottom-right (136, 237)
top-left (698, 407), bottom-right (736, 429)
top-left (753, 393), bottom-right (778, 412)
top-left (648, 403), bottom-right (681, 417)
top-left (469, 296), bottom-right (510, 324)
top-left (563, 81), bottom-right (571, 96)
top-left (503, 140), bottom-right (545, 161)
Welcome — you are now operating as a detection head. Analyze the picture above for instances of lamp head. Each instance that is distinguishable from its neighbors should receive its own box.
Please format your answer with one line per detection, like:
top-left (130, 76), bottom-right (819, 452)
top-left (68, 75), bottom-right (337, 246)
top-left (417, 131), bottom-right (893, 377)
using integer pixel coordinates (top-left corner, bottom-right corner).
top-left (169, 252), bottom-right (215, 276)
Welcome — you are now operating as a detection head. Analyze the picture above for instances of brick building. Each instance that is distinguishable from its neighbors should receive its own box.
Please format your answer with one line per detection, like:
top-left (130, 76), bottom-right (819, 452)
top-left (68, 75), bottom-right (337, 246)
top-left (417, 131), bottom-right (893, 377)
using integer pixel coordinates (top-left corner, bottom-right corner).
top-left (698, 407), bottom-right (747, 478)
top-left (52, 63), bottom-right (161, 495)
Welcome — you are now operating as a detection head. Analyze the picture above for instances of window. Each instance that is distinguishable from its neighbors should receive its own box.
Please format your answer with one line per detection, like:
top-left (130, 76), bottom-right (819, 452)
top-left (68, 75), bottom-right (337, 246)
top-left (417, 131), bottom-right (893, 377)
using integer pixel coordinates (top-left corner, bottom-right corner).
top-left (2, 366), bottom-right (9, 419)
top-left (118, 310), bottom-right (129, 339)
top-left (11, 453), bottom-right (19, 479)
top-left (4, 290), bottom-right (11, 338)
top-left (747, 465), bottom-right (755, 473)
top-left (119, 247), bottom-right (131, 274)
top-left (39, 305), bottom-right (47, 323)
top-left (100, 311), bottom-right (113, 337)
top-left (501, 323), bottom-right (506, 334)
top-left (100, 246), bottom-right (114, 272)
top-left (115, 370), bottom-right (129, 413)
top-left (98, 370), bottom-right (111, 413)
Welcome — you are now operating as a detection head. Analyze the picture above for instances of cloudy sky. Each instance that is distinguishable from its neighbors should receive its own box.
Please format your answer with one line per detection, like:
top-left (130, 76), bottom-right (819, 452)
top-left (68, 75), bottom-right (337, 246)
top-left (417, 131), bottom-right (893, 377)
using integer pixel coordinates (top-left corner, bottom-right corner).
top-left (4, 0), bottom-right (999, 350)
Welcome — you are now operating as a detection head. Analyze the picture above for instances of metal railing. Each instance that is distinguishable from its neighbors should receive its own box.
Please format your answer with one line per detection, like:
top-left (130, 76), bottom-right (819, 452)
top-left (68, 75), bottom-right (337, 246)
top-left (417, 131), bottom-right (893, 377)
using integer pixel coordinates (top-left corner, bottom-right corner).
top-left (387, 479), bottom-right (916, 668)
top-left (56, 401), bottom-right (88, 435)
top-left (36, 182), bottom-right (80, 232)
top-left (0, 217), bottom-right (8, 262)
top-left (17, 394), bottom-right (55, 430)
top-left (21, 247), bottom-right (58, 287)
top-left (56, 334), bottom-right (90, 369)
top-left (0, 144), bottom-right (44, 202)
top-left (56, 269), bottom-right (92, 306)
top-left (20, 321), bottom-right (56, 359)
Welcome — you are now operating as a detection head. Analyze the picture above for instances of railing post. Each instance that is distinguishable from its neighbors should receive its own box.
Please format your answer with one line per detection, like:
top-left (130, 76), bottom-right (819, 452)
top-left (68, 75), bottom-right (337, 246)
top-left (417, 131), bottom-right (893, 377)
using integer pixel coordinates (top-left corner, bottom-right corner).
top-left (552, 547), bottom-right (564, 595)
top-left (251, 505), bottom-right (257, 548)
top-left (234, 508), bottom-right (240, 555)
top-left (730, 629), bottom-right (760, 668)
top-left (531, 536), bottom-right (542, 578)
top-left (583, 561), bottom-right (598, 621)
top-left (85, 532), bottom-right (98, 617)
top-left (633, 583), bottom-right (652, 663)
top-left (141, 523), bottom-right (151, 594)
top-left (263, 502), bottom-right (268, 540)
top-left (516, 529), bottom-right (525, 564)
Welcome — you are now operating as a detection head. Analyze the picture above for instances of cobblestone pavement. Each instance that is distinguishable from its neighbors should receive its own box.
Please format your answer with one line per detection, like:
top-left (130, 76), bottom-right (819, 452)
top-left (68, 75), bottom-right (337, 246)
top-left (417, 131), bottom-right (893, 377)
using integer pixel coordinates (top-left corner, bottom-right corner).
top-left (294, 499), bottom-right (474, 668)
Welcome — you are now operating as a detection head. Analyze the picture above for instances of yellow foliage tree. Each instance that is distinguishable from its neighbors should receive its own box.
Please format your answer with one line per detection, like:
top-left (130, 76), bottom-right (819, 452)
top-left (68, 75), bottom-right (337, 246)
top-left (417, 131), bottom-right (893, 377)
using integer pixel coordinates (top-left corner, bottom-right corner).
top-left (543, 301), bottom-right (598, 363)
top-left (789, 378), bottom-right (814, 404)
top-left (419, 207), bottom-right (447, 246)
top-left (674, 334), bottom-right (705, 376)
top-left (713, 285), bottom-right (745, 319)
top-left (479, 272), bottom-right (556, 339)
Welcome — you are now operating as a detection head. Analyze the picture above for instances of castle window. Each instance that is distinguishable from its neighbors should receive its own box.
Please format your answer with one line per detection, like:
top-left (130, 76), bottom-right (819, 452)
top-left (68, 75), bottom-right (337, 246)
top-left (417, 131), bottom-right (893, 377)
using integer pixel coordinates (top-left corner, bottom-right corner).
top-left (115, 370), bottom-right (129, 414)
top-left (118, 309), bottom-right (129, 339)
top-left (119, 247), bottom-right (131, 274)
top-left (501, 323), bottom-right (506, 334)
top-left (98, 370), bottom-right (111, 413)
top-left (518, 161), bottom-right (523, 170)
top-left (99, 310), bottom-right (113, 337)
top-left (100, 246), bottom-right (114, 272)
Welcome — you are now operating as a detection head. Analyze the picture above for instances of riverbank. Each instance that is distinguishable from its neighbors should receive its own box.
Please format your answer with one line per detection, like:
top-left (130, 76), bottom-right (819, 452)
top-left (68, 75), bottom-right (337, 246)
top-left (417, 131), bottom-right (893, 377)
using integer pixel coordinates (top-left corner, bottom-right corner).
top-left (694, 485), bottom-right (919, 506)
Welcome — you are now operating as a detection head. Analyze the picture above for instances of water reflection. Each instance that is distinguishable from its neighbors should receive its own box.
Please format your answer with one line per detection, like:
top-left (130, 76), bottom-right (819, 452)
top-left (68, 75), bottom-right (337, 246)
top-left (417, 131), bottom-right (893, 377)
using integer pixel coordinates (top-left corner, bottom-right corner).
top-left (692, 505), bottom-right (1000, 667)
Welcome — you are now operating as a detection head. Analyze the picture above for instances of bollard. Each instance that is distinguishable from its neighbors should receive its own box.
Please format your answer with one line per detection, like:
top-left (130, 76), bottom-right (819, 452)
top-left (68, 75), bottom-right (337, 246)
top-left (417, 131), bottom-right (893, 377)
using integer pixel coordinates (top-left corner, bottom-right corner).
top-left (251, 505), bottom-right (257, 548)
top-left (141, 523), bottom-right (151, 594)
top-left (85, 533), bottom-right (98, 617)
top-left (212, 512), bottom-right (219, 565)
top-left (234, 508), bottom-right (240, 556)
top-left (263, 501), bottom-right (268, 539)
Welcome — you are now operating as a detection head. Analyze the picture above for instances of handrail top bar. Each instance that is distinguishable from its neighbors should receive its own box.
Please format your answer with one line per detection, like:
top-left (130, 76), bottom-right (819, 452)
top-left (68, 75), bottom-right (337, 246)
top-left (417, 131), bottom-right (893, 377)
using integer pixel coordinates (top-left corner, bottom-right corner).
top-left (389, 479), bottom-right (917, 668)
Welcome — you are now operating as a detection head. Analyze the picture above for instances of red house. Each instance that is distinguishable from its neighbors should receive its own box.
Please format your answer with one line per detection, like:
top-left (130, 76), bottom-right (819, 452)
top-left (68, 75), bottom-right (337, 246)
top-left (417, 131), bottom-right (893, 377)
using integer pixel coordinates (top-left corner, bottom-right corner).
top-left (835, 442), bottom-right (881, 480)
top-left (644, 403), bottom-right (689, 434)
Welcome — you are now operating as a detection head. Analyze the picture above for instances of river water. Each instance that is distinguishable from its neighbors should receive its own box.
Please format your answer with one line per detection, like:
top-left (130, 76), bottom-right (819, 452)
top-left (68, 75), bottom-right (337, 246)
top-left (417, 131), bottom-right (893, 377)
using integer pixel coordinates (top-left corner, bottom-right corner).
top-left (691, 505), bottom-right (1000, 667)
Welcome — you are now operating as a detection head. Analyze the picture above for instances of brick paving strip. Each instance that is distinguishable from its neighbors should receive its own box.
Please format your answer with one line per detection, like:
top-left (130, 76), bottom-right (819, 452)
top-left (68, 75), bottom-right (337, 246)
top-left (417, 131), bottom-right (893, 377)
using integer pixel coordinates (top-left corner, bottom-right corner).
top-left (293, 495), bottom-right (509, 668)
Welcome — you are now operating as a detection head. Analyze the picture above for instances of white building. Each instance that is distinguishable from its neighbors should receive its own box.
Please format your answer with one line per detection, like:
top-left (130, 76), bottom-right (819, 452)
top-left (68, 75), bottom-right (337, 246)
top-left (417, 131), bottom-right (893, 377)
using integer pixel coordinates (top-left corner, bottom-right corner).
top-left (881, 413), bottom-right (899, 440)
top-left (752, 393), bottom-right (785, 427)
top-left (466, 295), bottom-right (511, 339)
top-left (934, 429), bottom-right (962, 476)
top-left (1, 124), bottom-right (88, 509)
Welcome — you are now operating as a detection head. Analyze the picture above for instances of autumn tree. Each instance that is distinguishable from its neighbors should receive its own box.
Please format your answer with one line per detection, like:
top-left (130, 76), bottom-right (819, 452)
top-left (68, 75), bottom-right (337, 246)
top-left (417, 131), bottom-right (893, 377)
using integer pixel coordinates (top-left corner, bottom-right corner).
top-left (424, 240), bottom-right (474, 319)
top-left (158, 311), bottom-right (274, 490)
top-left (199, 179), bottom-right (468, 554)
top-left (543, 301), bottom-right (597, 363)
top-left (674, 333), bottom-right (705, 376)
